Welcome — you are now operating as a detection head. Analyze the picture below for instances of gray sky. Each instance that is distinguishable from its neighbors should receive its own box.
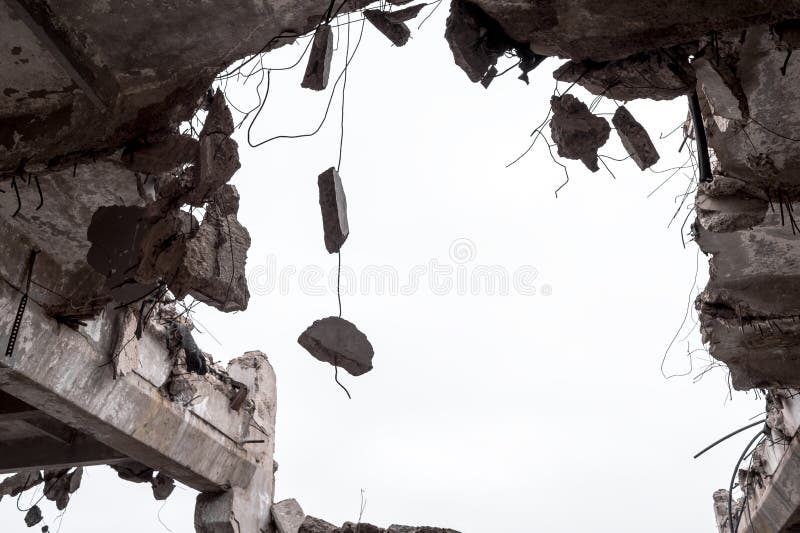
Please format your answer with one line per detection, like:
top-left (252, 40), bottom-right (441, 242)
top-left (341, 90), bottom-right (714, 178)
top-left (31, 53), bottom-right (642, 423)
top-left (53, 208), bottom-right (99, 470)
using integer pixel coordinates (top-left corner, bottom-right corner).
top-left (2, 8), bottom-right (763, 533)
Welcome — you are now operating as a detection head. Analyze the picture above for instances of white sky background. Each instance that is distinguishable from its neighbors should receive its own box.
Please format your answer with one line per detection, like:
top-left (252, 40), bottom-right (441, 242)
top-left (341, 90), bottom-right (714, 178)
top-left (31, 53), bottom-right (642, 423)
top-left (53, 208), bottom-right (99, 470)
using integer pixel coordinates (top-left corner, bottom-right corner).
top-left (2, 6), bottom-right (767, 533)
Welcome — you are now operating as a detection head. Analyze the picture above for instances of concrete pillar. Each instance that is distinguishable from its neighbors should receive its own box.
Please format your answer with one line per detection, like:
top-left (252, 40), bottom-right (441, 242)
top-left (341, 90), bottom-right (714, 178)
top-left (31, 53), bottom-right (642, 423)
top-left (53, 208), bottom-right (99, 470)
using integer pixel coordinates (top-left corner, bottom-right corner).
top-left (195, 351), bottom-right (277, 533)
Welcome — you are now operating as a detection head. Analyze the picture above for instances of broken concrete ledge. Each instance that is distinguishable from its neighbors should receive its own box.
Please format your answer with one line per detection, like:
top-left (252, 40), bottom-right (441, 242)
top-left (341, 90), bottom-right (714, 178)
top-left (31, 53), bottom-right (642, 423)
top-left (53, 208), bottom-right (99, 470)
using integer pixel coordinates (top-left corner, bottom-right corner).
top-left (0, 275), bottom-right (262, 492)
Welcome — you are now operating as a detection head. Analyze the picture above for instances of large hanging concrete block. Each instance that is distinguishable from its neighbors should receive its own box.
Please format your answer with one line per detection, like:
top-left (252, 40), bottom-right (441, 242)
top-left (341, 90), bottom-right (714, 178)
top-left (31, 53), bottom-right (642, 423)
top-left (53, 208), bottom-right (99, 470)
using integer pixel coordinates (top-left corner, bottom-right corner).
top-left (611, 106), bottom-right (659, 171)
top-left (317, 167), bottom-right (349, 254)
top-left (297, 316), bottom-right (374, 376)
top-left (549, 94), bottom-right (610, 172)
top-left (302, 24), bottom-right (334, 91)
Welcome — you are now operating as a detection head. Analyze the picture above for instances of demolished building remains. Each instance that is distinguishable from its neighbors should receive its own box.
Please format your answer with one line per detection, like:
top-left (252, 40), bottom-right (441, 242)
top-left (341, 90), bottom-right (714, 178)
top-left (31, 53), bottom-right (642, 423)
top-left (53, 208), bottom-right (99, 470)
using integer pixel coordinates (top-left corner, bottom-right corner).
top-left (4, 0), bottom-right (800, 531)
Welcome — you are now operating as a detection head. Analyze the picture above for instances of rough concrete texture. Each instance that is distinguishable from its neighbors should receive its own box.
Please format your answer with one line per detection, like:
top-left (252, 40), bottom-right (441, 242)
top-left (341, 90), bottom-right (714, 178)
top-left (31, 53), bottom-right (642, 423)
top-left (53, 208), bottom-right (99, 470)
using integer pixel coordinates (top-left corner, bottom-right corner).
top-left (386, 527), bottom-right (461, 533)
top-left (273, 498), bottom-right (306, 533)
top-left (298, 316), bottom-right (374, 376)
top-left (693, 57), bottom-right (749, 122)
top-left (364, 10), bottom-right (411, 47)
top-left (318, 167), bottom-right (350, 254)
top-left (152, 472), bottom-right (176, 500)
top-left (549, 94), bottom-right (610, 172)
top-left (302, 24), bottom-right (334, 91)
top-left (611, 106), bottom-right (659, 171)
top-left (195, 351), bottom-right (277, 533)
top-left (299, 516), bottom-right (338, 533)
top-left (553, 48), bottom-right (696, 101)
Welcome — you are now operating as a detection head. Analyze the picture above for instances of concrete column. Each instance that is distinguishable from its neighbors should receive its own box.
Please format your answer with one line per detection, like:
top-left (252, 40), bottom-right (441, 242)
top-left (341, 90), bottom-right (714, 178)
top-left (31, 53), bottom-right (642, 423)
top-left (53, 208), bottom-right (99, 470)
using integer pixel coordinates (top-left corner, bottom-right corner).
top-left (195, 351), bottom-right (277, 533)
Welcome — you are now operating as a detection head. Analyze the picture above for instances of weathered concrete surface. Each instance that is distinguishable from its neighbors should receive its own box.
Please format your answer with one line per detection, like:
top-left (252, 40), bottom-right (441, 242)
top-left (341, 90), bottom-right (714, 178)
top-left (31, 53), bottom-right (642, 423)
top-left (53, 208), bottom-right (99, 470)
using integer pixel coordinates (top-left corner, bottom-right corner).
top-left (300, 516), bottom-right (338, 533)
top-left (302, 24), bottom-right (334, 91)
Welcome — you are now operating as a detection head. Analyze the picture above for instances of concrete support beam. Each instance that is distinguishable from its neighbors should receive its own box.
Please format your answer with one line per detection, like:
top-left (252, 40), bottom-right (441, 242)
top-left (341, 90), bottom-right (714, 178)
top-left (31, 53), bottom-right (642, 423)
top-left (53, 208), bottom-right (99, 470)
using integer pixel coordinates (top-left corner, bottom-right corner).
top-left (0, 276), bottom-right (259, 493)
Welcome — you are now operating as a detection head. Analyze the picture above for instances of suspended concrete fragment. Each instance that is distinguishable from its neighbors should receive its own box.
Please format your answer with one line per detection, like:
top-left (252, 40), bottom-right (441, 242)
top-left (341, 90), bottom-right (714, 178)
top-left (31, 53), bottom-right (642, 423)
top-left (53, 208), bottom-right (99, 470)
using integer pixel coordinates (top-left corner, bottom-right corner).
top-left (318, 167), bottom-right (349, 254)
top-left (549, 94), bottom-right (610, 172)
top-left (302, 24), bottom-right (334, 91)
top-left (297, 316), bottom-right (374, 376)
top-left (611, 106), bottom-right (659, 171)
top-left (364, 9), bottom-right (411, 47)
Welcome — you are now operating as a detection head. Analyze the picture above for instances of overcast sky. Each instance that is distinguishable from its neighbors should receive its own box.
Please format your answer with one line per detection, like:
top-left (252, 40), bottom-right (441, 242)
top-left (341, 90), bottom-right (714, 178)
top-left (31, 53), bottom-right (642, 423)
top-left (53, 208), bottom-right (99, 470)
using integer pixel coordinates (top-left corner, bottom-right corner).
top-left (2, 7), bottom-right (764, 533)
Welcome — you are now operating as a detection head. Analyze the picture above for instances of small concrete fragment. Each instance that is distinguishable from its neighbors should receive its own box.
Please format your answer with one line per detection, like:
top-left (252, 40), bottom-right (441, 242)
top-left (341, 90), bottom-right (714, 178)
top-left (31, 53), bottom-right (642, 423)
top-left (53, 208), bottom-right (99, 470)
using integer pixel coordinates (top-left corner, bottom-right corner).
top-left (0, 471), bottom-right (42, 502)
top-left (302, 24), bottom-right (334, 91)
top-left (67, 467), bottom-right (83, 494)
top-left (273, 498), bottom-right (305, 533)
top-left (318, 167), bottom-right (349, 254)
top-left (201, 89), bottom-right (235, 137)
top-left (298, 316), bottom-right (374, 376)
top-left (364, 10), bottom-right (411, 47)
top-left (549, 94), bottom-right (610, 172)
top-left (25, 505), bottom-right (43, 527)
top-left (611, 106), bottom-right (659, 170)
top-left (299, 516), bottom-right (338, 533)
top-left (151, 472), bottom-right (176, 500)
top-left (384, 4), bottom-right (425, 23)
top-left (43, 469), bottom-right (70, 510)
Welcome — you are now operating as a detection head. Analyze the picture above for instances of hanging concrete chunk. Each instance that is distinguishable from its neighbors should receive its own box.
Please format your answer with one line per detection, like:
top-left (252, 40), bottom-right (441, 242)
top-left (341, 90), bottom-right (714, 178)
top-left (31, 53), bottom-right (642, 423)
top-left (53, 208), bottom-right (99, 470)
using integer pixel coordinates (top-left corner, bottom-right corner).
top-left (302, 24), bottom-right (334, 91)
top-left (318, 167), bottom-right (349, 254)
top-left (364, 9), bottom-right (411, 47)
top-left (611, 106), bottom-right (660, 170)
top-left (298, 316), bottom-right (374, 376)
top-left (383, 4), bottom-right (426, 23)
top-left (273, 498), bottom-right (306, 533)
top-left (549, 94), bottom-right (610, 172)
top-left (25, 505), bottom-right (43, 527)
top-left (151, 472), bottom-right (176, 500)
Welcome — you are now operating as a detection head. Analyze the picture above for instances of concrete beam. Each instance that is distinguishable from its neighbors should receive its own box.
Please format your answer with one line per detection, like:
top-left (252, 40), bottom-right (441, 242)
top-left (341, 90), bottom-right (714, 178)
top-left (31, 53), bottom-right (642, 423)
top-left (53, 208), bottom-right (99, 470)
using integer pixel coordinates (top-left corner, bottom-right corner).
top-left (0, 277), bottom-right (259, 493)
top-left (0, 434), bottom-right (125, 474)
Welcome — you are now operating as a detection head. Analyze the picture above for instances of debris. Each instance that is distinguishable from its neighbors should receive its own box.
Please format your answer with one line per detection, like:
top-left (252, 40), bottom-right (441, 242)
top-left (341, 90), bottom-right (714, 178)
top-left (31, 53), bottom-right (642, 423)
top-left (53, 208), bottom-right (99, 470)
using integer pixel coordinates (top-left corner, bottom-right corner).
top-left (553, 48), bottom-right (695, 101)
top-left (549, 94), bottom-right (610, 172)
top-left (383, 4), bottom-right (426, 23)
top-left (201, 89), bottom-right (235, 137)
top-left (151, 472), bottom-right (175, 500)
top-left (43, 469), bottom-right (70, 510)
top-left (110, 460), bottom-right (155, 483)
top-left (24, 505), bottom-right (43, 527)
top-left (317, 167), bottom-right (349, 254)
top-left (272, 498), bottom-right (306, 533)
top-left (171, 185), bottom-right (251, 312)
top-left (302, 24), bottom-right (334, 91)
top-left (338, 522), bottom-right (384, 533)
top-left (299, 516), bottom-right (338, 533)
top-left (611, 106), bottom-right (660, 170)
top-left (0, 471), bottom-right (43, 502)
top-left (68, 467), bottom-right (83, 494)
top-left (364, 10), bottom-right (411, 47)
top-left (480, 66), bottom-right (497, 88)
top-left (112, 307), bottom-right (140, 378)
top-left (121, 134), bottom-right (199, 175)
top-left (445, 0), bottom-right (544, 83)
top-left (297, 316), bottom-right (374, 376)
